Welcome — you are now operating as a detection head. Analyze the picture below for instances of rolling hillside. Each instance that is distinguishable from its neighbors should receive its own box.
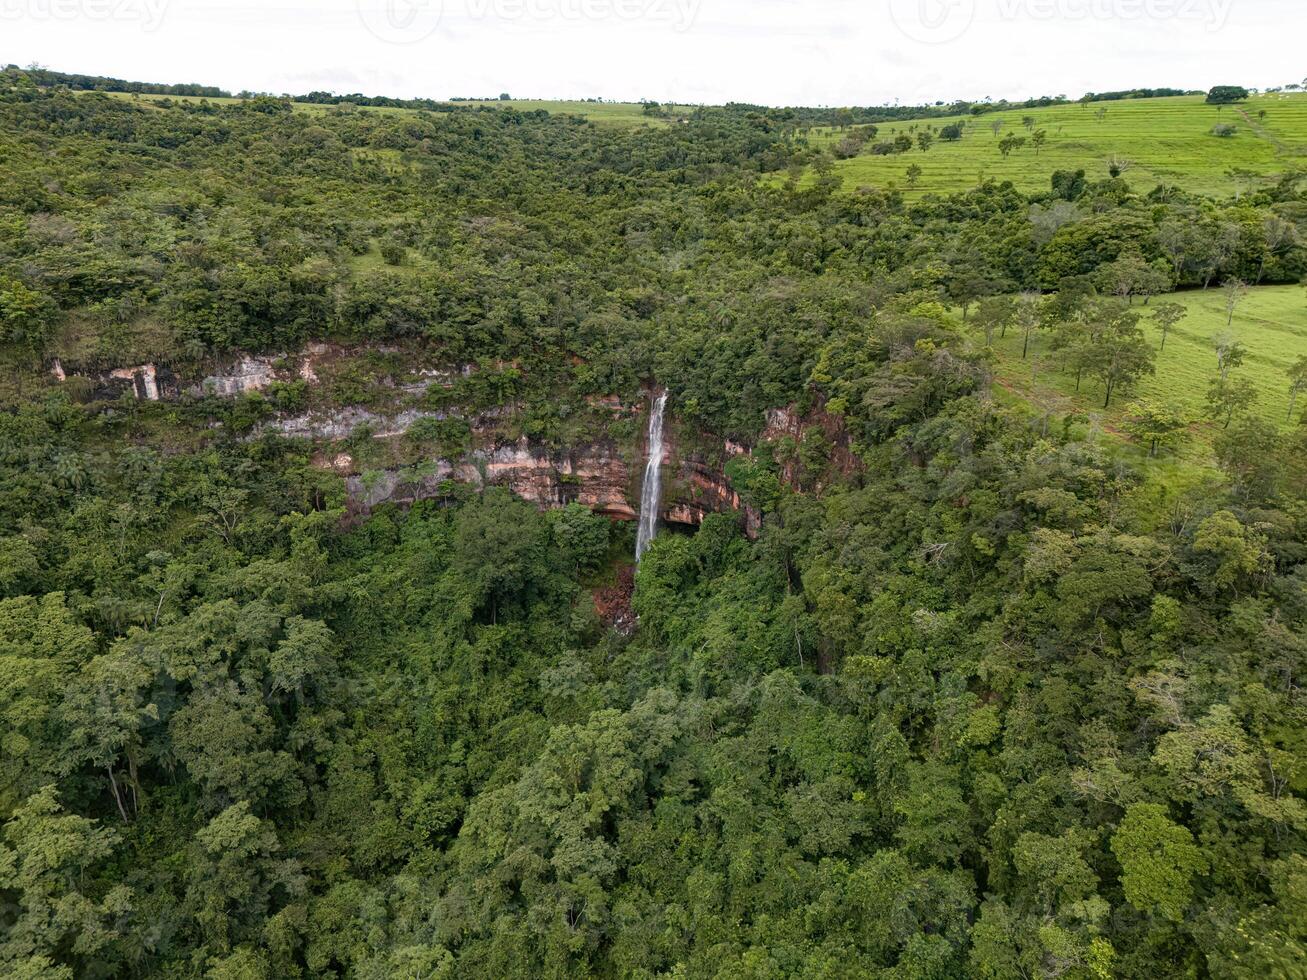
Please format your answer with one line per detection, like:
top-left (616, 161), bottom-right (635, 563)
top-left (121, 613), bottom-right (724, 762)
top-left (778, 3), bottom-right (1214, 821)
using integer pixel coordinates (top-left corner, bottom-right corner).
top-left (978, 284), bottom-right (1307, 465)
top-left (805, 93), bottom-right (1307, 198)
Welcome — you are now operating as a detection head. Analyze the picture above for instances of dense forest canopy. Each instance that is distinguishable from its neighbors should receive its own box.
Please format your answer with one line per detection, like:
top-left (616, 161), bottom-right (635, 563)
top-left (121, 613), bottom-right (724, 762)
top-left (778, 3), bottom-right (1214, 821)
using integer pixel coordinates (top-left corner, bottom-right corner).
top-left (1, 65), bottom-right (1306, 978)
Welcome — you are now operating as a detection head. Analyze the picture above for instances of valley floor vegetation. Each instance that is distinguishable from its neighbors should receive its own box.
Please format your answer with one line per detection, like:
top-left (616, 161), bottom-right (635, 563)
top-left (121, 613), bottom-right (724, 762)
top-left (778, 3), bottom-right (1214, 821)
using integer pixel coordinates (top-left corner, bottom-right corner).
top-left (1, 67), bottom-right (1307, 978)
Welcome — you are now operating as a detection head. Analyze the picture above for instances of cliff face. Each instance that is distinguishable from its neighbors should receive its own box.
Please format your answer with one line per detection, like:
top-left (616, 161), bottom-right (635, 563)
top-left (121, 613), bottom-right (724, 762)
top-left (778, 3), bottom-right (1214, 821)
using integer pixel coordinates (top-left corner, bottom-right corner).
top-left (340, 437), bottom-right (755, 534)
top-left (52, 346), bottom-right (854, 534)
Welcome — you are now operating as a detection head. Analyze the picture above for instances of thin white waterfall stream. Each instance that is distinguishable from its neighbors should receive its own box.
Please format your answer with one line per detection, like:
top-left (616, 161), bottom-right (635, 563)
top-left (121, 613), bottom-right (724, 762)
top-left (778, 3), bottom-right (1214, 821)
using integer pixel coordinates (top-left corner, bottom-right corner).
top-left (635, 391), bottom-right (669, 562)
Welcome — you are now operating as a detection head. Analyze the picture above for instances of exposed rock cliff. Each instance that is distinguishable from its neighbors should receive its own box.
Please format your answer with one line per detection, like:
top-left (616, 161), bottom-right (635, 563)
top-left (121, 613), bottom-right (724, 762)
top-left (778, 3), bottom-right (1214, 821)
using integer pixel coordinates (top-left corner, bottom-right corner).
top-left (340, 437), bottom-right (754, 534)
top-left (53, 345), bottom-right (855, 534)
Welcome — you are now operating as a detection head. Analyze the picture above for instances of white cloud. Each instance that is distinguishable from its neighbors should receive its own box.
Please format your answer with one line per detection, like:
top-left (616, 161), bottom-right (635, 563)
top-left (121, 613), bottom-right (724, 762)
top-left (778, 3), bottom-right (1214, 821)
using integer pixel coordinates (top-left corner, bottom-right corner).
top-left (1, 0), bottom-right (1301, 105)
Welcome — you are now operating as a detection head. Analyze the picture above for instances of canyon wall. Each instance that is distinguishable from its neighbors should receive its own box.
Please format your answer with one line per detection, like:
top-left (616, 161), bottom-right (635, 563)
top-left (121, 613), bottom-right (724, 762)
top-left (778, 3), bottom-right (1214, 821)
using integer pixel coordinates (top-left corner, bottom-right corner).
top-left (338, 438), bottom-right (757, 535)
top-left (52, 347), bottom-right (852, 534)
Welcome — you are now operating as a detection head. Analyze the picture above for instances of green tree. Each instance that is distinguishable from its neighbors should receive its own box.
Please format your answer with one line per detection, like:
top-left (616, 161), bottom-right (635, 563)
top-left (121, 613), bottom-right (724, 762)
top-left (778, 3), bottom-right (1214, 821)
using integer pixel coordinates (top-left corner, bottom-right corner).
top-left (0, 786), bottom-right (131, 972)
top-left (184, 801), bottom-right (305, 954)
top-left (1206, 85), bottom-right (1250, 104)
top-left (1085, 305), bottom-right (1155, 408)
top-left (1190, 510), bottom-right (1271, 593)
top-left (1149, 302), bottom-right (1186, 353)
top-left (1016, 291), bottom-right (1043, 359)
top-left (1215, 417), bottom-right (1283, 502)
top-left (973, 295), bottom-right (1016, 345)
top-left (1123, 400), bottom-right (1188, 458)
top-left (451, 489), bottom-right (550, 620)
top-left (1206, 374), bottom-right (1257, 428)
top-left (998, 133), bottom-right (1027, 157)
top-left (1110, 802), bottom-right (1208, 922)
top-left (1286, 355), bottom-right (1307, 422)
top-left (0, 278), bottom-right (59, 359)
top-left (550, 502), bottom-right (610, 575)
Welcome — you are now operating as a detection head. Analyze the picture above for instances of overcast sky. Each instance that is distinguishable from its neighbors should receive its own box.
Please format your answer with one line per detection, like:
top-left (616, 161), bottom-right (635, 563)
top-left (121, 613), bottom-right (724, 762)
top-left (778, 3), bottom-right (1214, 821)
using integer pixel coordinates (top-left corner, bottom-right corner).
top-left (3, 0), bottom-right (1303, 106)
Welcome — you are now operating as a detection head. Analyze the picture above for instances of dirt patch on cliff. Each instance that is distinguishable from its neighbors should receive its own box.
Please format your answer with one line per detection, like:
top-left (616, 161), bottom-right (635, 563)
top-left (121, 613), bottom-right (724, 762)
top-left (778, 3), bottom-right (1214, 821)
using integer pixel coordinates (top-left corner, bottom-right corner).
top-left (593, 564), bottom-right (636, 634)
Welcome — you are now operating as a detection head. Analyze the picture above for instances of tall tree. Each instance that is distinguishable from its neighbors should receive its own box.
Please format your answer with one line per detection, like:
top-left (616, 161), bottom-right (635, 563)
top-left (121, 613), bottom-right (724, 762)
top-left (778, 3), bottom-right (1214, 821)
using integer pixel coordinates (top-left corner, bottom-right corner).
top-left (1085, 304), bottom-right (1155, 407)
top-left (1149, 302), bottom-right (1186, 353)
top-left (1286, 355), bottom-right (1307, 422)
top-left (1123, 400), bottom-right (1189, 458)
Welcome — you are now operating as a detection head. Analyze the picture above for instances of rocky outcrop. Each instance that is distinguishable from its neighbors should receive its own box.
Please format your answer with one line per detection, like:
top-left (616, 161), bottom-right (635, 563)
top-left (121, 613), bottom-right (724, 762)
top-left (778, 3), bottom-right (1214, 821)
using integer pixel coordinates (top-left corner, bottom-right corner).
top-left (54, 344), bottom-right (852, 536)
top-left (341, 436), bottom-right (756, 534)
top-left (90, 363), bottom-right (180, 401)
top-left (191, 357), bottom-right (276, 397)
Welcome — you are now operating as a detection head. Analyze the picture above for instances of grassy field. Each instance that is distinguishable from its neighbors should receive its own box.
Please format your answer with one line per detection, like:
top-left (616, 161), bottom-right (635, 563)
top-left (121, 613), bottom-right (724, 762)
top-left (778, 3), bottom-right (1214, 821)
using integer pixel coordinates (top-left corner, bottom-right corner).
top-left (804, 94), bottom-right (1307, 198)
top-left (98, 91), bottom-right (678, 126)
top-left (977, 285), bottom-right (1307, 468)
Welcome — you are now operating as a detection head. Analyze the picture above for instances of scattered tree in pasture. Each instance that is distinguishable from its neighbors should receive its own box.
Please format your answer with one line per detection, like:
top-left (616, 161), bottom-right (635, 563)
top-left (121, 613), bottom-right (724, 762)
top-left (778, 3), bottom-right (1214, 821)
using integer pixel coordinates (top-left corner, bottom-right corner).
top-left (1123, 400), bottom-right (1189, 458)
top-left (1016, 291), bottom-right (1044, 359)
top-left (1031, 129), bottom-right (1048, 155)
top-left (906, 163), bottom-right (923, 186)
top-left (998, 132), bottom-right (1027, 157)
top-left (1086, 304), bottom-right (1155, 407)
top-left (1222, 277), bottom-right (1248, 326)
top-left (973, 295), bottom-right (1017, 345)
top-left (1286, 355), bottom-right (1307, 422)
top-left (1049, 313), bottom-right (1097, 391)
top-left (1149, 302), bottom-right (1186, 353)
top-left (1213, 331), bottom-right (1247, 381)
top-left (1206, 373), bottom-right (1258, 428)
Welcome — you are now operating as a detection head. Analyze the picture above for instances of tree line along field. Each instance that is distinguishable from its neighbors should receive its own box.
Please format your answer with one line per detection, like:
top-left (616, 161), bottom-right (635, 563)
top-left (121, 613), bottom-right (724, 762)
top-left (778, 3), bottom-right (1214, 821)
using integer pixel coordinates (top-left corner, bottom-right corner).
top-left (803, 93), bottom-right (1307, 198)
top-left (978, 284), bottom-right (1307, 461)
top-left (101, 90), bottom-right (680, 125)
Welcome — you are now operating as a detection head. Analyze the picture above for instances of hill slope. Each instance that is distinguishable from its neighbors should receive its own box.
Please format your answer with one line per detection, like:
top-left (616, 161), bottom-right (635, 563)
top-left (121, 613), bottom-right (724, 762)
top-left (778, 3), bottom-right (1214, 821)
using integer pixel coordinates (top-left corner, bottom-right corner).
top-left (804, 93), bottom-right (1307, 197)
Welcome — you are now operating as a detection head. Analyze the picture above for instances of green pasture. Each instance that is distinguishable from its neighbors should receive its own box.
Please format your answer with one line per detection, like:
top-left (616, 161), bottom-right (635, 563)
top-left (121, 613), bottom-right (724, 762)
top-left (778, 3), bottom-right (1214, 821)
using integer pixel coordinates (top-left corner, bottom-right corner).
top-left (976, 284), bottom-right (1307, 466)
top-left (805, 94), bottom-right (1307, 198)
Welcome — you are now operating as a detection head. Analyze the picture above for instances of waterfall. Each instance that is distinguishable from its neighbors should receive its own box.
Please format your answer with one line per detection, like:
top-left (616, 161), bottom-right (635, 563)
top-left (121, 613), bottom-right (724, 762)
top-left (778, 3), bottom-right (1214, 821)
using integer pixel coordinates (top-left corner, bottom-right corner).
top-left (636, 390), bottom-right (669, 562)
